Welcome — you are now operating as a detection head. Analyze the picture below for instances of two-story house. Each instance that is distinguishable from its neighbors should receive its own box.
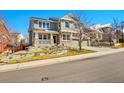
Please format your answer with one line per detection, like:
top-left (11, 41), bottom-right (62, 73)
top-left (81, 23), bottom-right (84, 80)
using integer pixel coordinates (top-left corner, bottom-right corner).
top-left (28, 13), bottom-right (89, 48)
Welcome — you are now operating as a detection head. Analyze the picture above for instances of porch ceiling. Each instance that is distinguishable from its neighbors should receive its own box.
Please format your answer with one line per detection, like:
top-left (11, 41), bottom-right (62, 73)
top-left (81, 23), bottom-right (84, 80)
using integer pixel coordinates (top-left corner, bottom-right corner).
top-left (34, 29), bottom-right (59, 34)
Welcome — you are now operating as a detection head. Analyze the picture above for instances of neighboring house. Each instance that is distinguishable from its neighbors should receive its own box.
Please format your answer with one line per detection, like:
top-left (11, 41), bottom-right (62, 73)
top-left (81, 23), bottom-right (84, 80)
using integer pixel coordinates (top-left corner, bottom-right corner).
top-left (90, 24), bottom-right (118, 43)
top-left (28, 13), bottom-right (91, 48)
top-left (0, 19), bottom-right (10, 52)
top-left (9, 32), bottom-right (24, 46)
top-left (25, 36), bottom-right (29, 45)
top-left (84, 28), bottom-right (103, 44)
top-left (9, 32), bottom-right (25, 51)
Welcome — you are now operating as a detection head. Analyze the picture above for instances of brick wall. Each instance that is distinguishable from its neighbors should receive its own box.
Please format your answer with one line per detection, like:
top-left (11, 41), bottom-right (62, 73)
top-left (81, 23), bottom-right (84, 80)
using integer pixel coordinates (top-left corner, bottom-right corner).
top-left (0, 20), bottom-right (10, 52)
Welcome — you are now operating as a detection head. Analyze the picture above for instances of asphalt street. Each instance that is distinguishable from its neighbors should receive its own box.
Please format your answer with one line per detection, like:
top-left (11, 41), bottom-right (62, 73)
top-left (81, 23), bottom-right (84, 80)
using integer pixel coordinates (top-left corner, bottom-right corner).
top-left (0, 52), bottom-right (124, 83)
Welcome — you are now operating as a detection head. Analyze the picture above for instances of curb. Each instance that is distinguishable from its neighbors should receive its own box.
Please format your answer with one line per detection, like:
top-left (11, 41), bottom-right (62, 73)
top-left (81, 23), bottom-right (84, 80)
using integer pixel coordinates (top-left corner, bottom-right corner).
top-left (0, 48), bottom-right (124, 73)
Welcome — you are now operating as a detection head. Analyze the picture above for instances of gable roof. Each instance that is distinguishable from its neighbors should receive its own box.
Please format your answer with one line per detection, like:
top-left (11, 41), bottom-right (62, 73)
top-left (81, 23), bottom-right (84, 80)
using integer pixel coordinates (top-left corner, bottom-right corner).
top-left (0, 19), bottom-right (10, 35)
top-left (61, 13), bottom-right (78, 22)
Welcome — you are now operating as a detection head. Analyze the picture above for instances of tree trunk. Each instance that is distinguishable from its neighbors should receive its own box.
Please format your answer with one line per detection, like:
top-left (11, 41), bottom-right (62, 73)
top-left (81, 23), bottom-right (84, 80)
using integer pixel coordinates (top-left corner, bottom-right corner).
top-left (78, 40), bottom-right (82, 51)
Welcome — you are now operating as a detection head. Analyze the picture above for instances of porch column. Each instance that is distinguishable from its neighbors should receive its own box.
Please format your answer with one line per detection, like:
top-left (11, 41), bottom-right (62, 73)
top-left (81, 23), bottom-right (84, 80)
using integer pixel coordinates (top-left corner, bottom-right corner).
top-left (50, 33), bottom-right (54, 45)
top-left (34, 32), bottom-right (39, 47)
top-left (70, 33), bottom-right (73, 41)
top-left (59, 34), bottom-right (62, 45)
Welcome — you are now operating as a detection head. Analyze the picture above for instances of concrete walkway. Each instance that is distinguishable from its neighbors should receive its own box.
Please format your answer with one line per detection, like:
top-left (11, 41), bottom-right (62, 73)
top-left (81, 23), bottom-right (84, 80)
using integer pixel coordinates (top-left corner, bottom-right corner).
top-left (0, 48), bottom-right (124, 73)
top-left (82, 46), bottom-right (113, 51)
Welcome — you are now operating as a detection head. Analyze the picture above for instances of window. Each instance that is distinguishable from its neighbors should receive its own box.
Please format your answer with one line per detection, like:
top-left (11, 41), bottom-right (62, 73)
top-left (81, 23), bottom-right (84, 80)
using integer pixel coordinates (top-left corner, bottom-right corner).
top-left (34, 20), bottom-right (38, 24)
top-left (43, 34), bottom-right (47, 40)
top-left (39, 21), bottom-right (50, 29)
top-left (62, 34), bottom-right (70, 41)
top-left (67, 35), bottom-right (70, 40)
top-left (75, 24), bottom-right (80, 29)
top-left (46, 22), bottom-right (50, 29)
top-left (39, 22), bottom-right (42, 27)
top-left (65, 21), bottom-right (70, 28)
top-left (43, 22), bottom-right (46, 28)
top-left (38, 34), bottom-right (48, 40)
top-left (63, 34), bottom-right (66, 40)
top-left (75, 24), bottom-right (77, 29)
top-left (33, 33), bottom-right (35, 37)
top-left (38, 34), bottom-right (42, 39)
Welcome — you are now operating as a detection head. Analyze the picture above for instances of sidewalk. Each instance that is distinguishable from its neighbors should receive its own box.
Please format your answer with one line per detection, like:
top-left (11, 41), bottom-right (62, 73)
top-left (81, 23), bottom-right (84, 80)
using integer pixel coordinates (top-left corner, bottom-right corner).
top-left (82, 46), bottom-right (113, 51)
top-left (0, 48), bottom-right (124, 72)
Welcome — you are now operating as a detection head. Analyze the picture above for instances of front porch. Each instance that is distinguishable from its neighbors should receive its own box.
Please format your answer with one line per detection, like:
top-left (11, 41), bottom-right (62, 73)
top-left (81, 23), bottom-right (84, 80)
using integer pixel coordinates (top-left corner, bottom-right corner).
top-left (34, 31), bottom-right (60, 47)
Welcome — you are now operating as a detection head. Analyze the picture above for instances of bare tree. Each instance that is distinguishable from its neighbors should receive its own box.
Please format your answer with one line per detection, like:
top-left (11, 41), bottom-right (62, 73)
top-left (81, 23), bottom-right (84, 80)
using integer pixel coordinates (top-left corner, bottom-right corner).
top-left (112, 17), bottom-right (122, 43)
top-left (73, 11), bottom-right (91, 51)
top-left (112, 18), bottom-right (119, 29)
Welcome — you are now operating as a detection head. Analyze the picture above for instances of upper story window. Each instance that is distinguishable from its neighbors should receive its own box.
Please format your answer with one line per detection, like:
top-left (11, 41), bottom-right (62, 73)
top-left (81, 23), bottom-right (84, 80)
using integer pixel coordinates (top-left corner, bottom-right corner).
top-left (58, 24), bottom-right (60, 28)
top-left (34, 20), bottom-right (38, 24)
top-left (75, 24), bottom-right (78, 29)
top-left (65, 21), bottom-right (70, 28)
top-left (38, 21), bottom-right (50, 29)
top-left (39, 22), bottom-right (42, 27)
top-left (43, 22), bottom-right (46, 28)
top-left (75, 24), bottom-right (80, 29)
top-left (46, 22), bottom-right (50, 28)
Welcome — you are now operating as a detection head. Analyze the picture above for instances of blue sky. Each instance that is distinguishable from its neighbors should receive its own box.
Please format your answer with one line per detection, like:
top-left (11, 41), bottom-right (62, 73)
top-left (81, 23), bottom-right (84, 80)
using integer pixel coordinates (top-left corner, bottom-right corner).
top-left (0, 10), bottom-right (124, 37)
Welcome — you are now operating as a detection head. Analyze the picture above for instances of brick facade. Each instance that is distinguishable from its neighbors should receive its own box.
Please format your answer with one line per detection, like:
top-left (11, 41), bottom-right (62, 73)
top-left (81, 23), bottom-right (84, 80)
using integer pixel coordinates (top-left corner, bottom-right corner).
top-left (0, 20), bottom-right (10, 52)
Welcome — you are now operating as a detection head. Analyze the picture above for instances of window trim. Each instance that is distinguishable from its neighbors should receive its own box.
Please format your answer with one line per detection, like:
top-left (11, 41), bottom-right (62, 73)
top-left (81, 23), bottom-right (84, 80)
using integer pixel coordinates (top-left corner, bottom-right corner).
top-left (39, 22), bottom-right (42, 27)
top-left (38, 21), bottom-right (50, 29)
top-left (65, 21), bottom-right (70, 28)
top-left (43, 22), bottom-right (46, 28)
top-left (46, 22), bottom-right (50, 29)
top-left (67, 34), bottom-right (70, 40)
top-left (43, 34), bottom-right (48, 40)
top-left (38, 34), bottom-right (48, 40)
top-left (38, 33), bottom-right (42, 39)
top-left (62, 34), bottom-right (70, 41)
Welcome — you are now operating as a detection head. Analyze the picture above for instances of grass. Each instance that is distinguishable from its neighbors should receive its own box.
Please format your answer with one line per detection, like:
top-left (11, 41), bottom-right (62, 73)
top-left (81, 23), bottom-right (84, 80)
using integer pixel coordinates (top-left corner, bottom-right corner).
top-left (7, 49), bottom-right (96, 64)
top-left (15, 50), bottom-right (49, 55)
top-left (112, 43), bottom-right (124, 48)
top-left (0, 55), bottom-right (7, 61)
top-left (29, 50), bottom-right (49, 54)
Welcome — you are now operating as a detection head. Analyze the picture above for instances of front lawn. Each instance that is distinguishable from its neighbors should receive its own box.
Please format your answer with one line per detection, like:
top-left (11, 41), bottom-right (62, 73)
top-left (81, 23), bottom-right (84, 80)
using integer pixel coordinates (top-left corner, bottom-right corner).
top-left (112, 43), bottom-right (124, 48)
top-left (0, 55), bottom-right (7, 61)
top-left (7, 49), bottom-right (96, 64)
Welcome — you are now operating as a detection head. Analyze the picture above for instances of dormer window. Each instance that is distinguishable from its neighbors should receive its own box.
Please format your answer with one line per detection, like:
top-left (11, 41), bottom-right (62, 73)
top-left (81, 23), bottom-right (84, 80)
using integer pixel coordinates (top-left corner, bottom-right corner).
top-left (65, 21), bottom-right (70, 28)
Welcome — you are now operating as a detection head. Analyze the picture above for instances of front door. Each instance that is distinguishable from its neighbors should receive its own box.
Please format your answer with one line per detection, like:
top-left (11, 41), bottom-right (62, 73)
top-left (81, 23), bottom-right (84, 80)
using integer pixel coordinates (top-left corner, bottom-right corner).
top-left (53, 35), bottom-right (57, 44)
